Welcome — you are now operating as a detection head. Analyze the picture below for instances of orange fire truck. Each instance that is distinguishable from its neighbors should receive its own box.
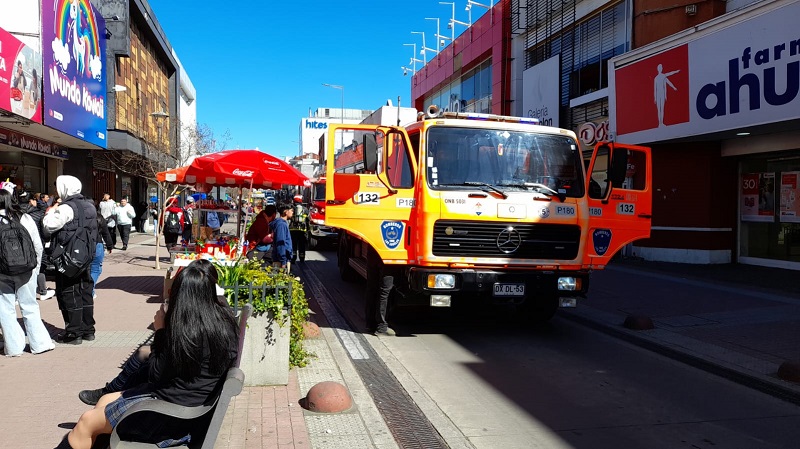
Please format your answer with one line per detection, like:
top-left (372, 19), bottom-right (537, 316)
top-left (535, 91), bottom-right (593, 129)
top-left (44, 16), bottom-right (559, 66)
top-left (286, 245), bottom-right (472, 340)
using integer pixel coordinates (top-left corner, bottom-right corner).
top-left (321, 106), bottom-right (652, 322)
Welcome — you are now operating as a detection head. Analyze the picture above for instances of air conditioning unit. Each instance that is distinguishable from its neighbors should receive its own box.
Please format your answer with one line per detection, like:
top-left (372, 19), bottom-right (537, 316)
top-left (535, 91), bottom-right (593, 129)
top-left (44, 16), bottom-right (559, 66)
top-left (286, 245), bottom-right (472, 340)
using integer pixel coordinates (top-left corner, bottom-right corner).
top-left (685, 4), bottom-right (697, 15)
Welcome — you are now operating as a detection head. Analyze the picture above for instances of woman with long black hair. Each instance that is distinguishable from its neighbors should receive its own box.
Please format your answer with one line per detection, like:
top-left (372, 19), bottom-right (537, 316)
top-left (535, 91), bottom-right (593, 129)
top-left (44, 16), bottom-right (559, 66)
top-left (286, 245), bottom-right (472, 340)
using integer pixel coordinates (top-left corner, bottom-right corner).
top-left (0, 184), bottom-right (54, 356)
top-left (65, 259), bottom-right (238, 448)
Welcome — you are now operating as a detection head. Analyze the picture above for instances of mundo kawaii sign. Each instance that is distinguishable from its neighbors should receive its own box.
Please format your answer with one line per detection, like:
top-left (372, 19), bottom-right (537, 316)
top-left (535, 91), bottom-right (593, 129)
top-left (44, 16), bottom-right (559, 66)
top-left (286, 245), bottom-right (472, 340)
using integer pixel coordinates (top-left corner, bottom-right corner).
top-left (42, 0), bottom-right (107, 148)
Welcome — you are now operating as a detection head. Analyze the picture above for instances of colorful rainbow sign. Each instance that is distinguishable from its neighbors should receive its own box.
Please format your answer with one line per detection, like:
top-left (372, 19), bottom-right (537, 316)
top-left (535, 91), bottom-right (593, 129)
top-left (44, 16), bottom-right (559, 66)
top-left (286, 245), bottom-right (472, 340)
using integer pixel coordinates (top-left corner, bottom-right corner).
top-left (42, 0), bottom-right (107, 148)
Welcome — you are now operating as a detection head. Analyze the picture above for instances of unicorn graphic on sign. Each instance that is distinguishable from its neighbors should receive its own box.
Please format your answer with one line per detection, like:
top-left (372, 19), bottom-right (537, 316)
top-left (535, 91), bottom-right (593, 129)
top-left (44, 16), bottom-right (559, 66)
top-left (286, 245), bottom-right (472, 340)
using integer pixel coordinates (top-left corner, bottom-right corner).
top-left (69, 0), bottom-right (89, 76)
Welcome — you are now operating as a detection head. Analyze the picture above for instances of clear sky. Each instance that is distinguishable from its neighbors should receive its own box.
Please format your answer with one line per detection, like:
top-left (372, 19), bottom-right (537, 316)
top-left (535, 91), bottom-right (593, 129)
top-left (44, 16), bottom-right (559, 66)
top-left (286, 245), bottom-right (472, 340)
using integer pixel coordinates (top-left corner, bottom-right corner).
top-left (148, 0), bottom-right (487, 159)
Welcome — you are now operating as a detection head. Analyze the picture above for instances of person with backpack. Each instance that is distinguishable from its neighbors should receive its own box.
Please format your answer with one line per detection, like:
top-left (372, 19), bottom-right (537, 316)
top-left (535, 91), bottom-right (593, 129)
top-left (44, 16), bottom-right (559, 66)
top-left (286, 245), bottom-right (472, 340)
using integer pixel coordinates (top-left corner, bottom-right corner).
top-left (42, 175), bottom-right (98, 345)
top-left (161, 197), bottom-right (186, 248)
top-left (0, 182), bottom-right (55, 356)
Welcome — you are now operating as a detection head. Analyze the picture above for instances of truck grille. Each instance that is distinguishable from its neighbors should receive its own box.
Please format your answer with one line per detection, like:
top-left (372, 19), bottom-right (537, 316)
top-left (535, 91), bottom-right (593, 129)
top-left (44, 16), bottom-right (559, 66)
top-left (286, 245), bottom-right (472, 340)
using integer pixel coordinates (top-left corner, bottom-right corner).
top-left (432, 220), bottom-right (581, 259)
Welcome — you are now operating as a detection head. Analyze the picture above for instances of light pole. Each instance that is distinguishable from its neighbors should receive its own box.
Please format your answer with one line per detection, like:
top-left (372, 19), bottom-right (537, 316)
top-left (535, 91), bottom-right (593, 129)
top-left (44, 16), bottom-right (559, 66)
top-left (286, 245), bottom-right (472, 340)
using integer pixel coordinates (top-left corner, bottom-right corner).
top-left (439, 2), bottom-right (456, 42)
top-left (425, 17), bottom-right (447, 51)
top-left (466, 0), bottom-right (494, 23)
top-left (411, 31), bottom-right (428, 65)
top-left (150, 109), bottom-right (169, 270)
top-left (322, 83), bottom-right (344, 123)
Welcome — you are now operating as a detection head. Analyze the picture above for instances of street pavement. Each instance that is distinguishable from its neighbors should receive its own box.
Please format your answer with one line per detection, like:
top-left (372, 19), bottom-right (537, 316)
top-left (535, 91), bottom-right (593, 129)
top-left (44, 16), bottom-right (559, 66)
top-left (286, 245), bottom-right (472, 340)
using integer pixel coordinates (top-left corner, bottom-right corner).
top-left (0, 229), bottom-right (798, 448)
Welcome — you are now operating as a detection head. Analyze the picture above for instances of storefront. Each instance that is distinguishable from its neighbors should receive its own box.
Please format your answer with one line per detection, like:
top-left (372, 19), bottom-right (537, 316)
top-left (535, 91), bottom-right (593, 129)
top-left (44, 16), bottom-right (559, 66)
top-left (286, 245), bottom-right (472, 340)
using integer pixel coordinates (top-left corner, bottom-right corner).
top-left (609, 0), bottom-right (800, 269)
top-left (0, 128), bottom-right (68, 195)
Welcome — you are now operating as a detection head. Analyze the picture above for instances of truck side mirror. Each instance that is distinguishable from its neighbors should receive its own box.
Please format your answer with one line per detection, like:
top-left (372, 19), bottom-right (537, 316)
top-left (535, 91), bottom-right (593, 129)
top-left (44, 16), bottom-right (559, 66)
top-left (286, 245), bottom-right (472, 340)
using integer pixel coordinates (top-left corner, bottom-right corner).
top-left (363, 133), bottom-right (378, 172)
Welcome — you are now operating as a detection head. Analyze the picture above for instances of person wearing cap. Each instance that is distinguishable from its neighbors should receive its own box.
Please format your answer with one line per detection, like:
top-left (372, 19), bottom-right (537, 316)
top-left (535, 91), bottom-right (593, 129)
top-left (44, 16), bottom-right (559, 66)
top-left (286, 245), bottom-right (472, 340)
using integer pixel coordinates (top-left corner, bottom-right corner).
top-left (182, 196), bottom-right (196, 244)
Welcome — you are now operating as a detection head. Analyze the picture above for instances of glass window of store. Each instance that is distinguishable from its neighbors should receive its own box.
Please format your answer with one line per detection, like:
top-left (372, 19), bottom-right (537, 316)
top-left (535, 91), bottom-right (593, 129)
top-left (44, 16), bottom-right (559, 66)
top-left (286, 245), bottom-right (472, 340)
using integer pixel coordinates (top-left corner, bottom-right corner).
top-left (0, 150), bottom-right (46, 195)
top-left (526, 1), bottom-right (628, 127)
top-left (740, 152), bottom-right (800, 265)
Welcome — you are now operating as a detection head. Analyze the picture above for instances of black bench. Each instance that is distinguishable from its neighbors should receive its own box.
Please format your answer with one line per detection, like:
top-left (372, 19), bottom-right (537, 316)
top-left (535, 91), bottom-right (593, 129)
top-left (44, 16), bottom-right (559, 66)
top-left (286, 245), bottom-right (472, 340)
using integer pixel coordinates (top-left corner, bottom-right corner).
top-left (107, 304), bottom-right (252, 449)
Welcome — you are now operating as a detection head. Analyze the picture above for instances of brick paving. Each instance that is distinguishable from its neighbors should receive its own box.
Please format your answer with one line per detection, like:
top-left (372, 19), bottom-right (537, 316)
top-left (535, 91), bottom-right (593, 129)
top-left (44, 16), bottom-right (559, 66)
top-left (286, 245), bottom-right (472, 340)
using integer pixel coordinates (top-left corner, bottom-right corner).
top-left (0, 231), bottom-right (310, 449)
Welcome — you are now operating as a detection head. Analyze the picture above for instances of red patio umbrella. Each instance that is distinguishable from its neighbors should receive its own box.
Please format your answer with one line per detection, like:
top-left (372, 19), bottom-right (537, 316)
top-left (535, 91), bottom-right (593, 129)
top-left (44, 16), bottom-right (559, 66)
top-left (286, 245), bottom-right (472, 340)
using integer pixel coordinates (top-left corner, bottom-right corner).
top-left (156, 150), bottom-right (310, 189)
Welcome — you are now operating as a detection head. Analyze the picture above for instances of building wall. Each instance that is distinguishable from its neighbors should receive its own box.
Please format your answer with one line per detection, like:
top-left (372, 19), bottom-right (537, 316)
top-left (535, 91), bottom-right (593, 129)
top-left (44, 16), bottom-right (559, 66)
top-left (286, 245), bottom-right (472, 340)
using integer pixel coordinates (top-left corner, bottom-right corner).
top-left (411, 0), bottom-right (509, 114)
top-left (633, 0), bottom-right (728, 48)
top-left (114, 19), bottom-right (172, 150)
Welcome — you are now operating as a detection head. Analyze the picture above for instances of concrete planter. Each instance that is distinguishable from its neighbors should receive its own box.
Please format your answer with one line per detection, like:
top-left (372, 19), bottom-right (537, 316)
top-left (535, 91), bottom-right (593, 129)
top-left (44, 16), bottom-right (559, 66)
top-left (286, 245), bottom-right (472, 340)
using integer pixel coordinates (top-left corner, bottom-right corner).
top-left (239, 308), bottom-right (290, 386)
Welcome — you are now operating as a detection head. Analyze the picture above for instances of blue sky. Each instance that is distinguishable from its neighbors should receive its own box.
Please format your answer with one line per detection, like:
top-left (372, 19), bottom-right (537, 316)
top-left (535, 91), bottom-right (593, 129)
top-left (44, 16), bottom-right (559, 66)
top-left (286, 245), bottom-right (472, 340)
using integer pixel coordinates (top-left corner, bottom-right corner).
top-left (148, 0), bottom-right (487, 159)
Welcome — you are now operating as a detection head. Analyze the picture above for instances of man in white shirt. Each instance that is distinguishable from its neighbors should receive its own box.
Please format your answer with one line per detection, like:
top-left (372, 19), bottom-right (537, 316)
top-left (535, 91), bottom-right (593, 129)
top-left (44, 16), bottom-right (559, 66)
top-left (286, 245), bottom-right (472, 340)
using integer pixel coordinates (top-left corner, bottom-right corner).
top-left (115, 198), bottom-right (136, 250)
top-left (99, 193), bottom-right (118, 247)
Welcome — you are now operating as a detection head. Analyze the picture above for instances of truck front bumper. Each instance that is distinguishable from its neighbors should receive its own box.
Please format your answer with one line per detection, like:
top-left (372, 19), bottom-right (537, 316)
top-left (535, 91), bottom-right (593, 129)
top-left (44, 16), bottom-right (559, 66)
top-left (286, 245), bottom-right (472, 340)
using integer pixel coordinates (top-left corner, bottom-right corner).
top-left (404, 267), bottom-right (590, 305)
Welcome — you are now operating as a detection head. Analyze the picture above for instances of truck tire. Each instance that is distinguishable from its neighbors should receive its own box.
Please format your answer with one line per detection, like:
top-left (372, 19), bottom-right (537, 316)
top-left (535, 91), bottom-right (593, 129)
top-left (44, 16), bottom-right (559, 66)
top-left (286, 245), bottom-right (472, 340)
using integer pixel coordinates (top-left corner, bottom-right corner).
top-left (307, 230), bottom-right (317, 250)
top-left (338, 233), bottom-right (359, 282)
top-left (522, 293), bottom-right (559, 324)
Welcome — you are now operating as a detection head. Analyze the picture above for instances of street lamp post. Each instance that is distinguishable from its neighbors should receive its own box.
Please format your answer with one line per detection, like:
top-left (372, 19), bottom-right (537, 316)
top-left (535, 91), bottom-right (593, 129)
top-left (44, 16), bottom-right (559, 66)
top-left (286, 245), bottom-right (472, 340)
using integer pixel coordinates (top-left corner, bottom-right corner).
top-left (322, 83), bottom-right (344, 123)
top-left (150, 110), bottom-right (169, 269)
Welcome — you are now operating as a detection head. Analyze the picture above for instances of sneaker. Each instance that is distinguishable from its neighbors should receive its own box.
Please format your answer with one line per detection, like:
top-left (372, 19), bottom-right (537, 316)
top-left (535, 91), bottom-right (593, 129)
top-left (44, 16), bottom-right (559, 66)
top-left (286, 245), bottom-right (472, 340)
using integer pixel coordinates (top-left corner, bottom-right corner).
top-left (374, 327), bottom-right (396, 337)
top-left (82, 333), bottom-right (95, 341)
top-left (40, 289), bottom-right (56, 300)
top-left (122, 246), bottom-right (128, 251)
top-left (58, 333), bottom-right (82, 345)
top-left (78, 387), bottom-right (109, 406)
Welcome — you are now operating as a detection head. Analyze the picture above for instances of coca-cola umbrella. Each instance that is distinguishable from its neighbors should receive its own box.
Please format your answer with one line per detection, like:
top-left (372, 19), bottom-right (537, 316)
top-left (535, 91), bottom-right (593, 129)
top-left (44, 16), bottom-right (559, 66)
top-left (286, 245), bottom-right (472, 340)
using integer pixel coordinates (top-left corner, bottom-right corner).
top-left (157, 149), bottom-right (310, 189)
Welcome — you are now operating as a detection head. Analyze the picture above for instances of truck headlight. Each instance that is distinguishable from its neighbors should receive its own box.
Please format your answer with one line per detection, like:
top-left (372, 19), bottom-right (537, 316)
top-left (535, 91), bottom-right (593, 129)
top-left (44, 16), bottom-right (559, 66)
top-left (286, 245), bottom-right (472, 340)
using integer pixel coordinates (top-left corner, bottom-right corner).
top-left (557, 277), bottom-right (582, 291)
top-left (427, 274), bottom-right (455, 289)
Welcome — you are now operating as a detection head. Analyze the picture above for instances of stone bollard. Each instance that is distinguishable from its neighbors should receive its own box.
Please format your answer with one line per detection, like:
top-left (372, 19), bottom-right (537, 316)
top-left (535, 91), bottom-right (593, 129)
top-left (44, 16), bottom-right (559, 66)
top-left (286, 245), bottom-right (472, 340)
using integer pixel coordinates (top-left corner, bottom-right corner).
top-left (302, 381), bottom-right (352, 413)
top-left (777, 360), bottom-right (800, 383)
top-left (303, 321), bottom-right (321, 339)
top-left (623, 315), bottom-right (655, 330)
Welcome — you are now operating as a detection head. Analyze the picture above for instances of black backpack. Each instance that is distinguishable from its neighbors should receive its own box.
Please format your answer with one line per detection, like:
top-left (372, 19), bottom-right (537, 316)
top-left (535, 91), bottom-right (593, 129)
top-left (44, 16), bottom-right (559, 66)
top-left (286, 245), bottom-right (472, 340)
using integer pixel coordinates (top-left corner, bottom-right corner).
top-left (0, 214), bottom-right (38, 276)
top-left (50, 202), bottom-right (96, 278)
top-left (163, 210), bottom-right (182, 234)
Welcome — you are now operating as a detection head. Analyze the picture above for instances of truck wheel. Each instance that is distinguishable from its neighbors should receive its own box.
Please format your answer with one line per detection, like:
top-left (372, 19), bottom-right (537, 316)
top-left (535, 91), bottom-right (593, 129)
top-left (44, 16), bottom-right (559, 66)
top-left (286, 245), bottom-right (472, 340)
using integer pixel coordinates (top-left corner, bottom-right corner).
top-left (523, 294), bottom-right (559, 324)
top-left (338, 233), bottom-right (359, 282)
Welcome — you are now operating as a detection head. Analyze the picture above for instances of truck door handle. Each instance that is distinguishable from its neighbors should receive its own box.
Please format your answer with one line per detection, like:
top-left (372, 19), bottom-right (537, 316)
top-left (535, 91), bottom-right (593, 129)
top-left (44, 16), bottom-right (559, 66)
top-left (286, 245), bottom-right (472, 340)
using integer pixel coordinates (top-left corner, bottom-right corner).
top-left (638, 214), bottom-right (652, 219)
top-left (327, 200), bottom-right (346, 205)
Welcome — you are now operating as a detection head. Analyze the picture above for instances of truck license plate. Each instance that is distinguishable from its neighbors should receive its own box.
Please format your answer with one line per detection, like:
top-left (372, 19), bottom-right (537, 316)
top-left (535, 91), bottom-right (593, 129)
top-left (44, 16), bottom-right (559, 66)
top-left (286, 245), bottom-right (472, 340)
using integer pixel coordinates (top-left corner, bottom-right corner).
top-left (493, 283), bottom-right (525, 296)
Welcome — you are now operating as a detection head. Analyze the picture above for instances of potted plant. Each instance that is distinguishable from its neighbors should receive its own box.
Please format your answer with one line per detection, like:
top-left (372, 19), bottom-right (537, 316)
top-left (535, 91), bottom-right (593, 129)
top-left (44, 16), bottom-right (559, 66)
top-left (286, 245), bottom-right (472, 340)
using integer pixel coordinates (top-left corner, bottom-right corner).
top-left (216, 259), bottom-right (311, 386)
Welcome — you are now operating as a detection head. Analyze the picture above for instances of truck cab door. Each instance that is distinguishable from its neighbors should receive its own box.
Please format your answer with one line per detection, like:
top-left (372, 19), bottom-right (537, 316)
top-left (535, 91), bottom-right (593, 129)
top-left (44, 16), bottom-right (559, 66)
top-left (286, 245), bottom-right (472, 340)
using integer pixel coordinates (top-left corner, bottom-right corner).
top-left (324, 124), bottom-right (417, 263)
top-left (583, 142), bottom-right (652, 267)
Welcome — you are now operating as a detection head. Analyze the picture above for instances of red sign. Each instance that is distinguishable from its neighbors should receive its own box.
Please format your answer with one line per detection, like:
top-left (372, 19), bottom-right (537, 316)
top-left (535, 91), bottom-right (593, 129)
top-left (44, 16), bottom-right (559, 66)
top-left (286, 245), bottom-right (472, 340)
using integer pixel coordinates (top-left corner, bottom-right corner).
top-left (0, 27), bottom-right (42, 123)
top-left (615, 45), bottom-right (690, 135)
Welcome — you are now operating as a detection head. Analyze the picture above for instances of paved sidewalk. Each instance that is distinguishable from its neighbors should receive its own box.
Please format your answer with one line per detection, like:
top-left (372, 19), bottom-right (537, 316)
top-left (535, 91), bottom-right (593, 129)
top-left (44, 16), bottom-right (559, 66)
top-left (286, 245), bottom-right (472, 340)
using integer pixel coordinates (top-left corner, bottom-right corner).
top-left (0, 231), bottom-right (313, 449)
top-left (562, 258), bottom-right (800, 403)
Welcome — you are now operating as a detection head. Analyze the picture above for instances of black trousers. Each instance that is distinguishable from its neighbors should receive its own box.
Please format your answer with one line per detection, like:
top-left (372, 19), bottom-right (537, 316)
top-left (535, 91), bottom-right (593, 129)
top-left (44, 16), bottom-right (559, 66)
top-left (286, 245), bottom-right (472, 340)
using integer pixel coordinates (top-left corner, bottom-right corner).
top-left (108, 225), bottom-right (117, 246)
top-left (117, 224), bottom-right (131, 247)
top-left (365, 250), bottom-right (391, 332)
top-left (55, 269), bottom-right (95, 337)
top-left (290, 230), bottom-right (306, 261)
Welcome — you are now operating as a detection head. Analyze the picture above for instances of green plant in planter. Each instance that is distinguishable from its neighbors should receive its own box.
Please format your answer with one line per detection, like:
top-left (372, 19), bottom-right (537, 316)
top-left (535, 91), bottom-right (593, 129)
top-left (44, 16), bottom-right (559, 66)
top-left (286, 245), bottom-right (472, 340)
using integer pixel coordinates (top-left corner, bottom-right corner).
top-left (215, 261), bottom-right (312, 367)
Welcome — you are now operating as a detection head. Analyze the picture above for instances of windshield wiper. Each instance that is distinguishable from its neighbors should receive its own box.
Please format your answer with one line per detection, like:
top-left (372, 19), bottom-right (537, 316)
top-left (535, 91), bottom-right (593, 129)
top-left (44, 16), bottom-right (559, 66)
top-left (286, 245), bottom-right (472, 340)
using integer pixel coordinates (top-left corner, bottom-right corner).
top-left (442, 182), bottom-right (508, 199)
top-left (499, 182), bottom-right (566, 202)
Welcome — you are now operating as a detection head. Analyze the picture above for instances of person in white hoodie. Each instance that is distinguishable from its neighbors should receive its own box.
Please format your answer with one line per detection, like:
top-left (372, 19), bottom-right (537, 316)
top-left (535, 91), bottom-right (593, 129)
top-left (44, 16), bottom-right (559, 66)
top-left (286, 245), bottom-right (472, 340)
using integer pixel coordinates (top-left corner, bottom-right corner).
top-left (0, 182), bottom-right (55, 356)
top-left (115, 197), bottom-right (136, 250)
top-left (42, 175), bottom-right (98, 345)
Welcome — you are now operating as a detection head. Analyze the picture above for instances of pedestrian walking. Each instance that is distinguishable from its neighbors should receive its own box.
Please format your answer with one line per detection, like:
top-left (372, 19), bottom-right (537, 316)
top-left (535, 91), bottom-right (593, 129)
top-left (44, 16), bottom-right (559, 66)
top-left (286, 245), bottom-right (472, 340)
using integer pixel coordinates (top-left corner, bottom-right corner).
top-left (99, 193), bottom-right (117, 248)
top-left (115, 198), bottom-right (136, 251)
top-left (0, 182), bottom-right (55, 356)
top-left (42, 175), bottom-right (98, 345)
top-left (161, 197), bottom-right (187, 248)
top-left (182, 196), bottom-right (196, 244)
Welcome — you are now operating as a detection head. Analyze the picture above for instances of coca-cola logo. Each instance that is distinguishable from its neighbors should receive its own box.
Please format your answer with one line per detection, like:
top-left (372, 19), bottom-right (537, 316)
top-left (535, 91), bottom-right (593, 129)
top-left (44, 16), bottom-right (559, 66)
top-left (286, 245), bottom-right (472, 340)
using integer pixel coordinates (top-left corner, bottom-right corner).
top-left (232, 169), bottom-right (254, 177)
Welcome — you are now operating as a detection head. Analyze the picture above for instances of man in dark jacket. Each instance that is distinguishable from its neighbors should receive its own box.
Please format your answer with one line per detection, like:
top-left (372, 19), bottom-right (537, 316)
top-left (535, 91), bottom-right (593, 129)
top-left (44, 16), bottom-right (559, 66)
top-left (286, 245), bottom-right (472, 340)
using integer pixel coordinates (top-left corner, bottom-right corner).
top-left (42, 176), bottom-right (98, 344)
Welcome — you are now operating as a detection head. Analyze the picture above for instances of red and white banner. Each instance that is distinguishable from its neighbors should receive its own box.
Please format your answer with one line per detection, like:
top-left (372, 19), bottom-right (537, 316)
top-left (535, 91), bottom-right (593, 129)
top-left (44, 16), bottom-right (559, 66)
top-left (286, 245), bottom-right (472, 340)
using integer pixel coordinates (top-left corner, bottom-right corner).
top-left (611, 1), bottom-right (800, 144)
top-left (741, 173), bottom-right (775, 223)
top-left (780, 172), bottom-right (800, 223)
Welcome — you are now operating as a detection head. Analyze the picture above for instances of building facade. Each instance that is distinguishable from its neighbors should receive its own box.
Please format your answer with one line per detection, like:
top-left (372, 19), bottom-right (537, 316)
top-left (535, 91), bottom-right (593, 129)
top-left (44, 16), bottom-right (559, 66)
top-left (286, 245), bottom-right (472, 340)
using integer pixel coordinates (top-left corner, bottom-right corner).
top-left (410, 0), bottom-right (796, 269)
top-left (1, 0), bottom-right (108, 197)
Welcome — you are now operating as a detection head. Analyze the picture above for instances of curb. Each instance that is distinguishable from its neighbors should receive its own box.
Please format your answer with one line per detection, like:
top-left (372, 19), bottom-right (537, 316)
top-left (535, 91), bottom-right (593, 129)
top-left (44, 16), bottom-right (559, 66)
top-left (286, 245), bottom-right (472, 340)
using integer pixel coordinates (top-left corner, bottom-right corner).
top-left (560, 307), bottom-right (800, 406)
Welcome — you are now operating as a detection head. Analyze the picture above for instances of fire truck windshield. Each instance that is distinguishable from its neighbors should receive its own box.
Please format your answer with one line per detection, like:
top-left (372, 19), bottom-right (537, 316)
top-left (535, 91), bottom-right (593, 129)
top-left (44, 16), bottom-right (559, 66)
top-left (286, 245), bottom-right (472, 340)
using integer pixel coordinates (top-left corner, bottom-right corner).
top-left (426, 127), bottom-right (585, 198)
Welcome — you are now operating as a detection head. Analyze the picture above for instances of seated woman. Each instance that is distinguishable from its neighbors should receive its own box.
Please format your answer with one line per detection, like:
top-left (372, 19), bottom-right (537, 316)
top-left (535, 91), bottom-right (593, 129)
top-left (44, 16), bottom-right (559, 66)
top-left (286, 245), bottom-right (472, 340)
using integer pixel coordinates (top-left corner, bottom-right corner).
top-left (65, 259), bottom-right (238, 449)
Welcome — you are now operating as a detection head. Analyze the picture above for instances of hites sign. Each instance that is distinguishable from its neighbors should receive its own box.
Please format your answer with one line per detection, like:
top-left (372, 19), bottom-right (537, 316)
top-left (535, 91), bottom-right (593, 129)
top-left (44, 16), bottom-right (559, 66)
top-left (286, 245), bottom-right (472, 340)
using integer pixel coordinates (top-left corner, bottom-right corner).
top-left (612, 1), bottom-right (800, 144)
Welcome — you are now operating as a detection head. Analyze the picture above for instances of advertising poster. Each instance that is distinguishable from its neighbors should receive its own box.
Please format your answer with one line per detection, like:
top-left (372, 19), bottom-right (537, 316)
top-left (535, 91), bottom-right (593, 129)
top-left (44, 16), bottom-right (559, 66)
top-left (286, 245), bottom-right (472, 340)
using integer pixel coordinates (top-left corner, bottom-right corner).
top-left (780, 172), bottom-right (800, 223)
top-left (741, 173), bottom-right (775, 222)
top-left (42, 0), bottom-right (107, 148)
top-left (0, 26), bottom-right (43, 123)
